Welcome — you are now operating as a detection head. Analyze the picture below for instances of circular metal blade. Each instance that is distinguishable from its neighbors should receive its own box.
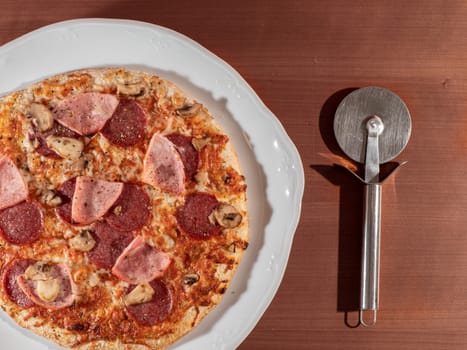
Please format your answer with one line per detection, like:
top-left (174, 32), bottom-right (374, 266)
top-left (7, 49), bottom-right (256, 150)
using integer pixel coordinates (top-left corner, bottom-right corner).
top-left (333, 86), bottom-right (411, 164)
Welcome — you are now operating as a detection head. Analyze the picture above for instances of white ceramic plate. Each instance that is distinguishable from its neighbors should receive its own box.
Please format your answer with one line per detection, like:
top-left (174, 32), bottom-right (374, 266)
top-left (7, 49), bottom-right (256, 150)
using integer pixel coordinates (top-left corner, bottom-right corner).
top-left (0, 19), bottom-right (304, 350)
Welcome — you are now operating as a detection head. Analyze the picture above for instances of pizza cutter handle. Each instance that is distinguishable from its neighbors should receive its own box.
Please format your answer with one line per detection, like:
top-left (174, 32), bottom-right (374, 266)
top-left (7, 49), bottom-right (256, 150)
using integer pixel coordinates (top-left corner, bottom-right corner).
top-left (359, 183), bottom-right (381, 327)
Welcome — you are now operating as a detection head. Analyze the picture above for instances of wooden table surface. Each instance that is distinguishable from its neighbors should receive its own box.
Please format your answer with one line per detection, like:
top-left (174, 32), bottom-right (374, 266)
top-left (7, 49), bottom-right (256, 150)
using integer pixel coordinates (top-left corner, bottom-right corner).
top-left (2, 0), bottom-right (467, 349)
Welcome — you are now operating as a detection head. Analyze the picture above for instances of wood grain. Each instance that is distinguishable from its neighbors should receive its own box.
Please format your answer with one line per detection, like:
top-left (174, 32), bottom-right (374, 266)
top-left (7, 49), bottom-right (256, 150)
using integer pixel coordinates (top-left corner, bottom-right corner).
top-left (2, 0), bottom-right (467, 349)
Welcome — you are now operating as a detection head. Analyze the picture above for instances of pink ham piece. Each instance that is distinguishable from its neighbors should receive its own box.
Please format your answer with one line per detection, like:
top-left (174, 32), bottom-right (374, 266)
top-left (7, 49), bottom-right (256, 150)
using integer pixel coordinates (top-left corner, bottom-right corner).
top-left (16, 263), bottom-right (76, 309)
top-left (112, 236), bottom-right (171, 284)
top-left (142, 134), bottom-right (185, 195)
top-left (71, 176), bottom-right (123, 225)
top-left (0, 156), bottom-right (28, 211)
top-left (54, 92), bottom-right (119, 135)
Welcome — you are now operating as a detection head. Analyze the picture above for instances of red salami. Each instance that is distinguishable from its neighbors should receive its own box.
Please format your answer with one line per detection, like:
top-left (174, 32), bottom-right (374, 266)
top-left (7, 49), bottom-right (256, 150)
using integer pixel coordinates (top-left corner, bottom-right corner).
top-left (125, 279), bottom-right (173, 326)
top-left (1, 259), bottom-right (35, 308)
top-left (101, 99), bottom-right (147, 146)
top-left (0, 202), bottom-right (43, 245)
top-left (56, 202), bottom-right (73, 224)
top-left (87, 222), bottom-right (134, 270)
top-left (55, 177), bottom-right (77, 224)
top-left (51, 121), bottom-right (80, 138)
top-left (175, 192), bottom-right (221, 240)
top-left (105, 184), bottom-right (151, 232)
top-left (57, 177), bottom-right (77, 199)
top-left (166, 134), bottom-right (199, 180)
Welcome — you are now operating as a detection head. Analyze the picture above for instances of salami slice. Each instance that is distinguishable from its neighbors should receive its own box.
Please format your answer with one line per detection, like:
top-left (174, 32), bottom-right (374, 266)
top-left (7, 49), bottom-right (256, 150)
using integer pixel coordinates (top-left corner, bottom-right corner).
top-left (57, 177), bottom-right (77, 199)
top-left (166, 134), bottom-right (199, 180)
top-left (87, 222), bottom-right (134, 270)
top-left (125, 279), bottom-right (173, 326)
top-left (55, 177), bottom-right (76, 224)
top-left (175, 192), bottom-right (221, 240)
top-left (1, 259), bottom-right (35, 308)
top-left (0, 202), bottom-right (43, 245)
top-left (105, 184), bottom-right (151, 232)
top-left (101, 99), bottom-right (147, 146)
top-left (56, 202), bottom-right (73, 224)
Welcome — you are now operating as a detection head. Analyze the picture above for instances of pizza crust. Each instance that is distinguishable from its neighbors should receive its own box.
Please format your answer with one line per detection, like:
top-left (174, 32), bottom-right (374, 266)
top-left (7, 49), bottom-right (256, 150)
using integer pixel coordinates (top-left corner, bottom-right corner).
top-left (0, 68), bottom-right (248, 350)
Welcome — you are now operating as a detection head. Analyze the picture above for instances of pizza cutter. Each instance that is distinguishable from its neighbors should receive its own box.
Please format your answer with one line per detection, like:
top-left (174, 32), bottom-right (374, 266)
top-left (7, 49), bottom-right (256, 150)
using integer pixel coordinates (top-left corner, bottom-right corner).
top-left (333, 87), bottom-right (411, 327)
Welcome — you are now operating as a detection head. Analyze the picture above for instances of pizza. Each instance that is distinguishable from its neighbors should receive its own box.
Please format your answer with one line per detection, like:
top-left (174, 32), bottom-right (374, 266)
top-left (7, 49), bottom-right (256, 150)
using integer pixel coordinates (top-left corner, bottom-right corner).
top-left (0, 68), bottom-right (248, 349)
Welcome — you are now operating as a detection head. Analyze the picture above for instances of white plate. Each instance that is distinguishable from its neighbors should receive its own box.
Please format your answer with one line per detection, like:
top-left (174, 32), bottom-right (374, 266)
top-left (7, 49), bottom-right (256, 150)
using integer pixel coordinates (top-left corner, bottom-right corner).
top-left (0, 19), bottom-right (304, 350)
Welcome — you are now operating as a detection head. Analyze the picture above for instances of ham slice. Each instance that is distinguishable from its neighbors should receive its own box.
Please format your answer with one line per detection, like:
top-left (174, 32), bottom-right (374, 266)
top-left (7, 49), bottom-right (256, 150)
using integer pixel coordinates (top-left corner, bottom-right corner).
top-left (142, 134), bottom-right (185, 195)
top-left (112, 236), bottom-right (171, 284)
top-left (54, 92), bottom-right (119, 135)
top-left (0, 156), bottom-right (28, 211)
top-left (16, 263), bottom-right (76, 310)
top-left (71, 176), bottom-right (123, 225)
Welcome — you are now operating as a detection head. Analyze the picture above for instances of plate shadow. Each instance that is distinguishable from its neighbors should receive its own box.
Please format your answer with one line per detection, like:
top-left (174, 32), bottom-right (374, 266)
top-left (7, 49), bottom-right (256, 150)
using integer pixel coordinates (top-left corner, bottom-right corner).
top-left (313, 88), bottom-right (364, 327)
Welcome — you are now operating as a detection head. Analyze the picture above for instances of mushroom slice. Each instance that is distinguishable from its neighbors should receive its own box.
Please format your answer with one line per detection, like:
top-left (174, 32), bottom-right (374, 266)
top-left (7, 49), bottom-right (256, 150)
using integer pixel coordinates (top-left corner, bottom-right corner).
top-left (183, 273), bottom-right (200, 286)
top-left (41, 189), bottom-right (63, 207)
top-left (226, 242), bottom-right (237, 253)
top-left (123, 283), bottom-right (155, 306)
top-left (36, 278), bottom-right (61, 302)
top-left (30, 137), bottom-right (40, 150)
top-left (46, 136), bottom-right (84, 159)
top-left (69, 230), bottom-right (96, 252)
top-left (117, 82), bottom-right (146, 96)
top-left (213, 203), bottom-right (242, 228)
top-left (112, 205), bottom-right (122, 216)
top-left (30, 103), bottom-right (53, 132)
top-left (194, 170), bottom-right (210, 187)
top-left (24, 262), bottom-right (54, 281)
top-left (191, 137), bottom-right (211, 151)
top-left (176, 103), bottom-right (202, 117)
